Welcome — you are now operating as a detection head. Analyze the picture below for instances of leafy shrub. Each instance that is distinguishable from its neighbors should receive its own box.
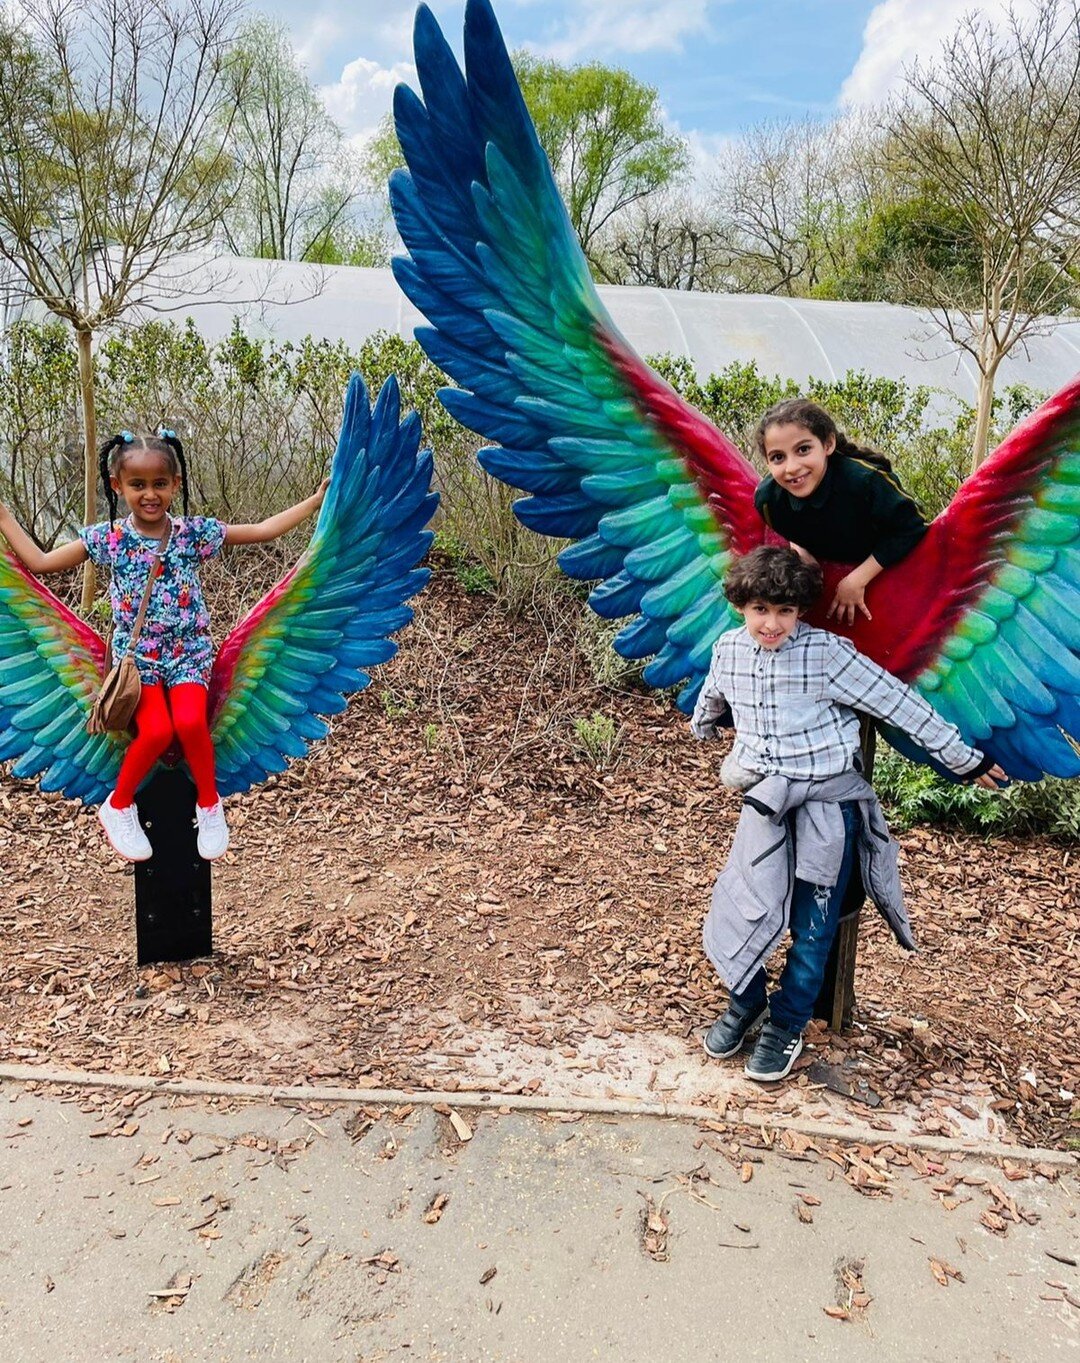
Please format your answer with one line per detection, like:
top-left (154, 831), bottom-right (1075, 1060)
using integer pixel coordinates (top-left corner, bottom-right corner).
top-left (875, 746), bottom-right (1080, 842)
top-left (571, 711), bottom-right (622, 768)
top-left (577, 613), bottom-right (646, 691)
top-left (455, 563), bottom-right (496, 595)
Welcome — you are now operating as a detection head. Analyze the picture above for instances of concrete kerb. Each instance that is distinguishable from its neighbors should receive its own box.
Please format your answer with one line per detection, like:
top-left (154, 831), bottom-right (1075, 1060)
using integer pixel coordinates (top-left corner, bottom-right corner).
top-left (1, 1061), bottom-right (1075, 1168)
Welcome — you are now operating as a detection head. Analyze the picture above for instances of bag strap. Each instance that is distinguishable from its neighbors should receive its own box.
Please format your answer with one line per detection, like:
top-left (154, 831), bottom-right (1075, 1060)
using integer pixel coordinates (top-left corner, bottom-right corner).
top-left (122, 517), bottom-right (172, 657)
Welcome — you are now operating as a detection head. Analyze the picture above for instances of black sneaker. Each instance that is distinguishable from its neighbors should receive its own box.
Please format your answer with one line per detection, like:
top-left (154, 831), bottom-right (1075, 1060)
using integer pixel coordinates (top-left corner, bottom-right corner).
top-left (744, 1022), bottom-right (804, 1081)
top-left (703, 1000), bottom-right (767, 1059)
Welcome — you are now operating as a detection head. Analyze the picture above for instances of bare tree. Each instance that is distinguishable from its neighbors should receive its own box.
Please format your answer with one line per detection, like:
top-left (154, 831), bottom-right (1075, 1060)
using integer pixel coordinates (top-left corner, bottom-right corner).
top-left (0, 0), bottom-right (245, 606)
top-left (710, 118), bottom-right (870, 297)
top-left (221, 18), bottom-right (366, 263)
top-left (889, 0), bottom-right (1080, 468)
top-left (599, 190), bottom-right (728, 291)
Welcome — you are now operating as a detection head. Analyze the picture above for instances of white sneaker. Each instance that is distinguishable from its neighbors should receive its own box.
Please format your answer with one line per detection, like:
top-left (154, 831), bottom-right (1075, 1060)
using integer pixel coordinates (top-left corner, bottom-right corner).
top-left (98, 794), bottom-right (153, 862)
top-left (195, 801), bottom-right (230, 860)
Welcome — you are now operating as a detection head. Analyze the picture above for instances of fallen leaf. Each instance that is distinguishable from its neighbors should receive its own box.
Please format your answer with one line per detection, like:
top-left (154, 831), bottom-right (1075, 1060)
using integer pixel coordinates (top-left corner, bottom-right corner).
top-left (929, 1258), bottom-right (964, 1286)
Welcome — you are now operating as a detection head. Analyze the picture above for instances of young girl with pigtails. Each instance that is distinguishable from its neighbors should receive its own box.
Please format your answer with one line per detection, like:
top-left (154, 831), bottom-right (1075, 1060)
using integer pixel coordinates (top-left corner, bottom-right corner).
top-left (0, 428), bottom-right (327, 863)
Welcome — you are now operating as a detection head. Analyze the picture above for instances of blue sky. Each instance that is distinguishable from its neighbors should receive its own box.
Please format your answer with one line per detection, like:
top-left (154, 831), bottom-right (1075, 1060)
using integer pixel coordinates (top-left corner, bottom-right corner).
top-left (258, 0), bottom-right (1030, 163)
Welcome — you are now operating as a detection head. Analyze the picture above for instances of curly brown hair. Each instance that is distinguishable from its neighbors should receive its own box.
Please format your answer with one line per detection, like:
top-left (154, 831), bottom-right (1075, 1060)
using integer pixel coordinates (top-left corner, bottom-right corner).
top-left (723, 546), bottom-right (822, 610)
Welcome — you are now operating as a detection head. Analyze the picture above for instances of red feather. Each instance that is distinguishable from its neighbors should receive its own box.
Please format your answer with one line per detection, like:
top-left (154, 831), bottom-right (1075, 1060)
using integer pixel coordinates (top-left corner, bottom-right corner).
top-left (820, 375), bottom-right (1080, 680)
top-left (207, 562), bottom-right (302, 725)
top-left (601, 333), bottom-right (765, 557)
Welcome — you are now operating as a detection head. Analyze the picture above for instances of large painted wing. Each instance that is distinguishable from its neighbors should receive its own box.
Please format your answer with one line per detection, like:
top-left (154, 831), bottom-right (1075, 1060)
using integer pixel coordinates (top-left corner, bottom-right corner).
top-left (842, 377), bottom-right (1080, 781)
top-left (207, 372), bottom-right (438, 797)
top-left (391, 0), bottom-right (1080, 781)
top-left (389, 0), bottom-right (764, 710)
top-left (0, 548), bottom-right (124, 804)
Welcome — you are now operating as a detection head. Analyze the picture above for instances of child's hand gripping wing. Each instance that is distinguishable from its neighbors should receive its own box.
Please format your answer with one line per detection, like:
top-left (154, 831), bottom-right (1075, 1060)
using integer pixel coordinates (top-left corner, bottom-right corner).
top-left (390, 0), bottom-right (766, 712)
top-left (207, 372), bottom-right (438, 797)
top-left (0, 547), bottom-right (124, 804)
top-left (848, 376), bottom-right (1080, 781)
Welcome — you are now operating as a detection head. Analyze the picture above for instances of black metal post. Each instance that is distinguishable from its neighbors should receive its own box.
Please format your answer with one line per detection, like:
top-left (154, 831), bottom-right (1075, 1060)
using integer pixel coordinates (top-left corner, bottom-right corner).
top-left (134, 769), bottom-right (212, 965)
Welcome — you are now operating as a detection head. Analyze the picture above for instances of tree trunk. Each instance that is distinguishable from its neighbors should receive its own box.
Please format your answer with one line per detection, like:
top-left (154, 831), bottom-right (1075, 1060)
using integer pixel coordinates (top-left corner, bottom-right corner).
top-left (971, 354), bottom-right (1003, 474)
top-left (76, 326), bottom-right (97, 613)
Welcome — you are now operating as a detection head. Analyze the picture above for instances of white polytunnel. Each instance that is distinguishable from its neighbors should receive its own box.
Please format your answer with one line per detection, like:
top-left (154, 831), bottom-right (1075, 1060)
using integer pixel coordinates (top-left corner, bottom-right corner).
top-left (12, 251), bottom-right (1080, 406)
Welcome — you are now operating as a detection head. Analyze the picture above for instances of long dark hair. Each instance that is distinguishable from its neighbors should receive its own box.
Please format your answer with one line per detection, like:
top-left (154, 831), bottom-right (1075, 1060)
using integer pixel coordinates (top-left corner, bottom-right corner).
top-left (754, 398), bottom-right (892, 472)
top-left (98, 428), bottom-right (190, 525)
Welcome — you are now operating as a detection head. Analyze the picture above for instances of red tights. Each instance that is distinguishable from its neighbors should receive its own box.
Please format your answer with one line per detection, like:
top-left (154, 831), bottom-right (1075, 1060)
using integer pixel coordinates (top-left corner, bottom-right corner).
top-left (113, 683), bottom-right (219, 810)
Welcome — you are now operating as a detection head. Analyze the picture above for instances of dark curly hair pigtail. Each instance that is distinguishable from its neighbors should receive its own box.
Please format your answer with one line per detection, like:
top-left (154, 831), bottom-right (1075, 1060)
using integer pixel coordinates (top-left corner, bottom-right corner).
top-left (157, 428), bottom-right (189, 516)
top-left (97, 432), bottom-right (127, 526)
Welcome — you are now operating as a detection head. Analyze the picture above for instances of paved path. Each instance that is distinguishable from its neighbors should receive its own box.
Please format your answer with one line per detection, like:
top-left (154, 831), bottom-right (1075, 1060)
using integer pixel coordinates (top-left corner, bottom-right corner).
top-left (0, 1081), bottom-right (1076, 1362)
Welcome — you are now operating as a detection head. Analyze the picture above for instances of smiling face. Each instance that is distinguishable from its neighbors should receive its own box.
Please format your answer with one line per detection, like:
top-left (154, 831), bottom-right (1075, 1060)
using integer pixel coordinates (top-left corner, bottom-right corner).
top-left (737, 598), bottom-right (801, 650)
top-left (762, 421), bottom-right (835, 499)
top-left (111, 449), bottom-right (181, 534)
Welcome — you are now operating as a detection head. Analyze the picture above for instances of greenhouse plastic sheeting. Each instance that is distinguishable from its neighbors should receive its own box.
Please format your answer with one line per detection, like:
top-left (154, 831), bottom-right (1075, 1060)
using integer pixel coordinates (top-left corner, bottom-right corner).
top-left (15, 252), bottom-right (1080, 405)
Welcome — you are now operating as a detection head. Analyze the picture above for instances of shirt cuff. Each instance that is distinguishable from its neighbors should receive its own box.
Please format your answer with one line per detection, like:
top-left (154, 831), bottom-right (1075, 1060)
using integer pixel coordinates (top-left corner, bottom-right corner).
top-left (961, 753), bottom-right (995, 781)
top-left (691, 702), bottom-right (733, 740)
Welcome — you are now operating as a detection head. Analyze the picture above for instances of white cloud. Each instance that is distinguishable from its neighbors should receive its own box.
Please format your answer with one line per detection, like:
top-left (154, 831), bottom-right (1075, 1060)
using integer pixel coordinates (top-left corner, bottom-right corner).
top-left (840, 0), bottom-right (1042, 108)
top-left (319, 55), bottom-right (418, 140)
top-left (534, 0), bottom-right (710, 61)
top-left (293, 15), bottom-right (345, 70)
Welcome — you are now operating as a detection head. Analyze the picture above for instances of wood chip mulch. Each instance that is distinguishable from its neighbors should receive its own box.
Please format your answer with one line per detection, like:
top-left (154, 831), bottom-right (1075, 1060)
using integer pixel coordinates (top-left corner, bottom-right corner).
top-left (1, 567), bottom-right (1077, 1149)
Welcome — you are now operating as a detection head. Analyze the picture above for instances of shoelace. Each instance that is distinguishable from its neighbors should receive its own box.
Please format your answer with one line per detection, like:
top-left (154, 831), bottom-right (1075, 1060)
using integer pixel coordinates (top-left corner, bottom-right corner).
top-left (117, 804), bottom-right (141, 835)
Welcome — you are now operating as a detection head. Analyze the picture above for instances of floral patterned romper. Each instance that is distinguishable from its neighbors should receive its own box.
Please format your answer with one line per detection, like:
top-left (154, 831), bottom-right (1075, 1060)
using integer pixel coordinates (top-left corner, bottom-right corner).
top-left (80, 515), bottom-right (226, 687)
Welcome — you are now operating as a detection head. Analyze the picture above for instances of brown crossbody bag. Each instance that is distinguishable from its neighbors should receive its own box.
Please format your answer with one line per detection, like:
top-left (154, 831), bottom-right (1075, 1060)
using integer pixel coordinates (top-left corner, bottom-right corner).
top-left (87, 519), bottom-right (172, 735)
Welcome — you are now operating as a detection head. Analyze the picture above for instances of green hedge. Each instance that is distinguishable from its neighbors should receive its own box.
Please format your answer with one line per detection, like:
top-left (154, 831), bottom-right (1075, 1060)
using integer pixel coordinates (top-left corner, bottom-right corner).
top-left (875, 746), bottom-right (1080, 841)
top-left (2, 317), bottom-right (1072, 841)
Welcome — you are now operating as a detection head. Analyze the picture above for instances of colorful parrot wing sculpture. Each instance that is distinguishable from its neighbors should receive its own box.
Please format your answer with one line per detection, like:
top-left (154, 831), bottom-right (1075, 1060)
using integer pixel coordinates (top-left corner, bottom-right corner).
top-left (0, 551), bottom-right (124, 805)
top-left (391, 0), bottom-right (1080, 782)
top-left (390, 0), bottom-right (767, 714)
top-left (866, 380), bottom-right (1080, 782)
top-left (207, 371), bottom-right (438, 798)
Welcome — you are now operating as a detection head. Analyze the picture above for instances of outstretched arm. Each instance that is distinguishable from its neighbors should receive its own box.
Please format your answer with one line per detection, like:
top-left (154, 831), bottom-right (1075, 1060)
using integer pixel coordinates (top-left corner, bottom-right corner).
top-left (0, 501), bottom-right (88, 574)
top-left (224, 481), bottom-right (329, 546)
top-left (825, 634), bottom-right (1007, 786)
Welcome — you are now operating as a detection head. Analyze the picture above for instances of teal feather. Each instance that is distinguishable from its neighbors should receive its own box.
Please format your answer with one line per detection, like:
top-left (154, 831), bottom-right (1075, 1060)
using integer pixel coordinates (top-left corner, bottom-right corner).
top-left (207, 372), bottom-right (436, 797)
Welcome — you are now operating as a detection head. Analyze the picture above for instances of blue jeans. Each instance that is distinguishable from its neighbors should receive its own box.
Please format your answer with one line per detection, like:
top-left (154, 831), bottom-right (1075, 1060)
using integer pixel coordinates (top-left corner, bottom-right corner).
top-left (732, 801), bottom-right (860, 1034)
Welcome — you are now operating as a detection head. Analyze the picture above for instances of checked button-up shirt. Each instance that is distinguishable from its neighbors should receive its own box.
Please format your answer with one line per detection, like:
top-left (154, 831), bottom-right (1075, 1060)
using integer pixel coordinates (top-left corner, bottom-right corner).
top-left (690, 621), bottom-right (986, 781)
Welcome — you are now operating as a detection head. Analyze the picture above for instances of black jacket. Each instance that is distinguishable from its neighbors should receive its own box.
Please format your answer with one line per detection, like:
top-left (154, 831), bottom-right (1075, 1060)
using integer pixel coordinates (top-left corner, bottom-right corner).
top-left (755, 455), bottom-right (926, 567)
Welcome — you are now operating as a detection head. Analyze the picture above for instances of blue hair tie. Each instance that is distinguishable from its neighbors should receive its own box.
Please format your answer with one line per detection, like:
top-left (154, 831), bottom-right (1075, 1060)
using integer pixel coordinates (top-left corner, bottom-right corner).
top-left (120, 429), bottom-right (134, 443)
top-left (158, 426), bottom-right (176, 439)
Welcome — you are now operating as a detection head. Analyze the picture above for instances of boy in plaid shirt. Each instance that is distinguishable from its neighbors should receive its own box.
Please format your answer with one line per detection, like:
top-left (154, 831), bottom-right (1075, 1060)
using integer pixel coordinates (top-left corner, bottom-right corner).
top-left (691, 546), bottom-right (1005, 1081)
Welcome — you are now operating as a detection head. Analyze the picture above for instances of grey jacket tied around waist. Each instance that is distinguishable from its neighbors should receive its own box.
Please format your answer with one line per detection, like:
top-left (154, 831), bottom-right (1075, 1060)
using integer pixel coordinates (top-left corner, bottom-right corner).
top-left (703, 769), bottom-right (914, 997)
